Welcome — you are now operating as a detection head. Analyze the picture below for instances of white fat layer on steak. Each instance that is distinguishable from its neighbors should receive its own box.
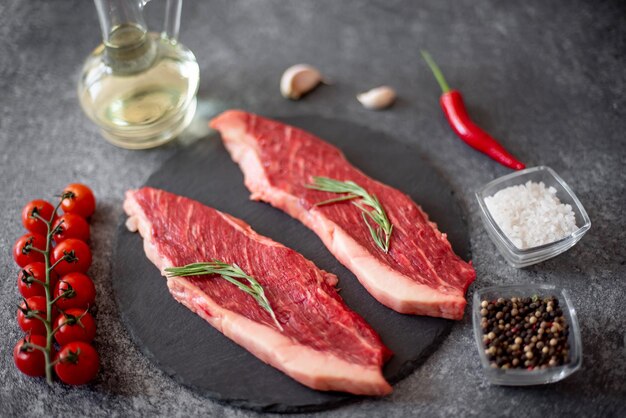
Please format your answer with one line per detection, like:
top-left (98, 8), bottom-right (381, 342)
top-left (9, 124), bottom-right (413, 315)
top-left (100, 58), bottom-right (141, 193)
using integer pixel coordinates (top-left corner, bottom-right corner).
top-left (167, 277), bottom-right (391, 395)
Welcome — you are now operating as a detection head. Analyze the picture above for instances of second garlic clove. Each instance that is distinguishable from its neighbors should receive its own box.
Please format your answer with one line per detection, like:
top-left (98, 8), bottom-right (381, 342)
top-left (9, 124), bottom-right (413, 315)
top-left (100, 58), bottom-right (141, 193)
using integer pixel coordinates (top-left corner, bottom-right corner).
top-left (357, 86), bottom-right (397, 110)
top-left (280, 64), bottom-right (323, 100)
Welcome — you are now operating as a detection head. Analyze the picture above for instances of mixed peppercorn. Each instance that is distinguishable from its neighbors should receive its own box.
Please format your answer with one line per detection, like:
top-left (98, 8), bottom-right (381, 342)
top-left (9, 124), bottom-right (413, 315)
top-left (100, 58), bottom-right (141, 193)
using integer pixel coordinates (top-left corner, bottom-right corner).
top-left (480, 295), bottom-right (570, 370)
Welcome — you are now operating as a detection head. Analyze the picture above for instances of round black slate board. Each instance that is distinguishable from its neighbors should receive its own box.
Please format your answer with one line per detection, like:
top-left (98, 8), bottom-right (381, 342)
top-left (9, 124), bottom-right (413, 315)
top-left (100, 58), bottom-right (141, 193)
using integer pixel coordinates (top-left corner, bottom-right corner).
top-left (111, 115), bottom-right (471, 413)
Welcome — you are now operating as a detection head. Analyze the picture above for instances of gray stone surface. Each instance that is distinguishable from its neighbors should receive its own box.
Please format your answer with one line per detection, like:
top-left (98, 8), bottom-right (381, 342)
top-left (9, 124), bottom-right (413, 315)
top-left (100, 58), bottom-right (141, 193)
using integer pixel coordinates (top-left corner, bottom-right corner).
top-left (0, 0), bottom-right (624, 416)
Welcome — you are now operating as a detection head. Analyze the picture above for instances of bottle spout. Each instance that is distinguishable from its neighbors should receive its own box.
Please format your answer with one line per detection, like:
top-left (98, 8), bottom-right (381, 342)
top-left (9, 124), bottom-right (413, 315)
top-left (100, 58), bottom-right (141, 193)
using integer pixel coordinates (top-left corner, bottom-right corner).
top-left (162, 0), bottom-right (182, 43)
top-left (94, 0), bottom-right (155, 72)
top-left (94, 0), bottom-right (148, 45)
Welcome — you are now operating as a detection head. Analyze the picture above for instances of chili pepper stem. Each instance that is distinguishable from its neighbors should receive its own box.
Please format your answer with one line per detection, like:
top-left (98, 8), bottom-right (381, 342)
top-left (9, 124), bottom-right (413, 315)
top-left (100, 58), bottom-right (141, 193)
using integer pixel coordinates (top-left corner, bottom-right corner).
top-left (420, 50), bottom-right (451, 94)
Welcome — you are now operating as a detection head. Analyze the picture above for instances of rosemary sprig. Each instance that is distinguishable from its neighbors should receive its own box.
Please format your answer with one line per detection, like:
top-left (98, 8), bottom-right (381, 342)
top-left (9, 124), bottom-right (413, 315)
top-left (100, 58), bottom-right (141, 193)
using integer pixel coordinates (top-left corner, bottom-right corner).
top-left (306, 176), bottom-right (393, 253)
top-left (164, 261), bottom-right (283, 331)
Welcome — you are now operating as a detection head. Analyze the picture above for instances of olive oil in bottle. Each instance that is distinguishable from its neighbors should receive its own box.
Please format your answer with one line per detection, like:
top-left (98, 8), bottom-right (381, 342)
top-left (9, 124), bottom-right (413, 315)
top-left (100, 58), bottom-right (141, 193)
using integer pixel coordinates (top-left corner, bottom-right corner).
top-left (78, 1), bottom-right (199, 149)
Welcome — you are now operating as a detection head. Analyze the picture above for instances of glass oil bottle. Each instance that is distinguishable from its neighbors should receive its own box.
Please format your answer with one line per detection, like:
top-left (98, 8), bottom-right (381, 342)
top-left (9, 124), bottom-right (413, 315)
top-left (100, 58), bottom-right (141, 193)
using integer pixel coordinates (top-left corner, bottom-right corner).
top-left (78, 0), bottom-right (199, 149)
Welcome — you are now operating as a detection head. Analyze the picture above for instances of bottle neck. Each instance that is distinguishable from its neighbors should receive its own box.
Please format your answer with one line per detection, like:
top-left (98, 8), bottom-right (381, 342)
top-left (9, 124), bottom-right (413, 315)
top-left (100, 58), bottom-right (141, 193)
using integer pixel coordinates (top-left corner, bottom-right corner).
top-left (94, 0), bottom-right (156, 74)
top-left (104, 23), bottom-right (156, 73)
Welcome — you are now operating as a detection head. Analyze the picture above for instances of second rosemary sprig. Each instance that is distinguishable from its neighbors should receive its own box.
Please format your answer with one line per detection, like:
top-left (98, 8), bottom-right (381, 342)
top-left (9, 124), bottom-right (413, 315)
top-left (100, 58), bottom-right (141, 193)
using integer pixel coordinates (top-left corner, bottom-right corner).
top-left (306, 176), bottom-right (393, 253)
top-left (165, 261), bottom-right (283, 331)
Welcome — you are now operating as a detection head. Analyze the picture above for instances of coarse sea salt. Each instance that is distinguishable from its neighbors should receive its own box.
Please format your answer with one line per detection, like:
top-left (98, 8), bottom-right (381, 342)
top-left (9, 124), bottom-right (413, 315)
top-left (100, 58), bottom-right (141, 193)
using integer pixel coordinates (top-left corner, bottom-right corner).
top-left (484, 181), bottom-right (578, 250)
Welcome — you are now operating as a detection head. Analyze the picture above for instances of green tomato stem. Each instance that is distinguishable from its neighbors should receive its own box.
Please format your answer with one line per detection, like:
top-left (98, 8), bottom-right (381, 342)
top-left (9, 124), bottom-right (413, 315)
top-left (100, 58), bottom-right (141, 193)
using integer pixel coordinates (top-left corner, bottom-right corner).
top-left (48, 256), bottom-right (67, 272)
top-left (37, 194), bottom-right (67, 385)
top-left (49, 291), bottom-right (70, 306)
top-left (28, 246), bottom-right (47, 255)
top-left (44, 214), bottom-right (54, 385)
top-left (22, 342), bottom-right (47, 354)
top-left (24, 277), bottom-right (47, 287)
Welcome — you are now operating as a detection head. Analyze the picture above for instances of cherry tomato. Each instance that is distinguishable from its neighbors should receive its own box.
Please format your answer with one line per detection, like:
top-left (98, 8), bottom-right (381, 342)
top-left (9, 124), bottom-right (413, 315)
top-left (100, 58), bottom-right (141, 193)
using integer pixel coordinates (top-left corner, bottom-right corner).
top-left (13, 334), bottom-right (47, 377)
top-left (54, 272), bottom-right (96, 310)
top-left (18, 262), bottom-right (59, 299)
top-left (54, 309), bottom-right (96, 346)
top-left (60, 184), bottom-right (96, 219)
top-left (51, 239), bottom-right (92, 276)
top-left (17, 296), bottom-right (55, 335)
top-left (21, 199), bottom-right (56, 235)
top-left (54, 342), bottom-right (99, 385)
top-left (52, 213), bottom-right (90, 243)
top-left (12, 233), bottom-right (46, 267)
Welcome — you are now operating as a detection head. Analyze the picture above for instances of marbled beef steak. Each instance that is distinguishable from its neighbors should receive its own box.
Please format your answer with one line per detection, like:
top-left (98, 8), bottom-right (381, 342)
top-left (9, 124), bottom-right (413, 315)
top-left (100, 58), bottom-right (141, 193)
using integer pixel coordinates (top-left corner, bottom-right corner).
top-left (123, 187), bottom-right (392, 395)
top-left (211, 110), bottom-right (476, 320)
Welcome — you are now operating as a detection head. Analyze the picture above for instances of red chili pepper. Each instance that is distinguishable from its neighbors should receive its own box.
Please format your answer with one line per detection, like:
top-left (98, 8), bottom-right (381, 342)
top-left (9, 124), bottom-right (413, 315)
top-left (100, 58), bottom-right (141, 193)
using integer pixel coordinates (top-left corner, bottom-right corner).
top-left (421, 51), bottom-right (525, 170)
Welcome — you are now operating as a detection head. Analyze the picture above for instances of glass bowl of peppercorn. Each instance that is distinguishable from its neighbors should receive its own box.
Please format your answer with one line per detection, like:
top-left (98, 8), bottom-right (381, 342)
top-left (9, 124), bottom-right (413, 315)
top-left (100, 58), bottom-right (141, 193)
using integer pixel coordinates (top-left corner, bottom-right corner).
top-left (472, 284), bottom-right (582, 386)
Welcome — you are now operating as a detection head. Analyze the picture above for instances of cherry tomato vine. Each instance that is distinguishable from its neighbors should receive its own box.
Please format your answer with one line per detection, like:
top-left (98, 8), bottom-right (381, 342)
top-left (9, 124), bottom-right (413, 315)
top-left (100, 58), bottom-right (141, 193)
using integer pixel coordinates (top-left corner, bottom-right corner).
top-left (12, 184), bottom-right (99, 385)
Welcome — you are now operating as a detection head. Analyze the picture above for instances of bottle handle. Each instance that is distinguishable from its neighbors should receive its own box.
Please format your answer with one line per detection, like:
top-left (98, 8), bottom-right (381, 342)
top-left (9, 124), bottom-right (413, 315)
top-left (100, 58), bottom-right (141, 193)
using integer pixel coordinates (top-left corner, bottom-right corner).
top-left (162, 0), bottom-right (182, 42)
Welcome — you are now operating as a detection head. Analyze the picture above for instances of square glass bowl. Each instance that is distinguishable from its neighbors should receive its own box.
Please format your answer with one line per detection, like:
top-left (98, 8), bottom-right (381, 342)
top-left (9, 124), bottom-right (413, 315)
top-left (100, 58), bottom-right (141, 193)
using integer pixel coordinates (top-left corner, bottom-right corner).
top-left (472, 284), bottom-right (582, 386)
top-left (475, 166), bottom-right (591, 268)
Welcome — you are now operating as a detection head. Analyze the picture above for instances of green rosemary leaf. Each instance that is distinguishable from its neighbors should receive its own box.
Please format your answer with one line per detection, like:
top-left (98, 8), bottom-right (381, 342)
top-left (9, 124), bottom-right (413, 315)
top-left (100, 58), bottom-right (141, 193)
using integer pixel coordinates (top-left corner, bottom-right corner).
top-left (165, 260), bottom-right (283, 331)
top-left (306, 176), bottom-right (393, 253)
top-left (314, 194), bottom-right (359, 206)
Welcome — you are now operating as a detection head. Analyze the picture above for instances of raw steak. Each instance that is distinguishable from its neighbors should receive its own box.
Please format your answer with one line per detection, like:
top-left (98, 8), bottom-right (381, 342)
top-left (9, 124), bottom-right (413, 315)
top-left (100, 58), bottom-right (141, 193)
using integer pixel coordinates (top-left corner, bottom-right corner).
top-left (210, 110), bottom-right (476, 320)
top-left (124, 187), bottom-right (392, 395)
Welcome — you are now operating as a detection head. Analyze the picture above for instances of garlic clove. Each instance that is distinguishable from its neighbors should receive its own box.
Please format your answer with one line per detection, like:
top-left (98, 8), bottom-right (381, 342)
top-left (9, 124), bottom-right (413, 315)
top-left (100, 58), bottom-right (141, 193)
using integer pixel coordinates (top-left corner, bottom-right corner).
top-left (280, 64), bottom-right (323, 100)
top-left (356, 86), bottom-right (397, 110)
